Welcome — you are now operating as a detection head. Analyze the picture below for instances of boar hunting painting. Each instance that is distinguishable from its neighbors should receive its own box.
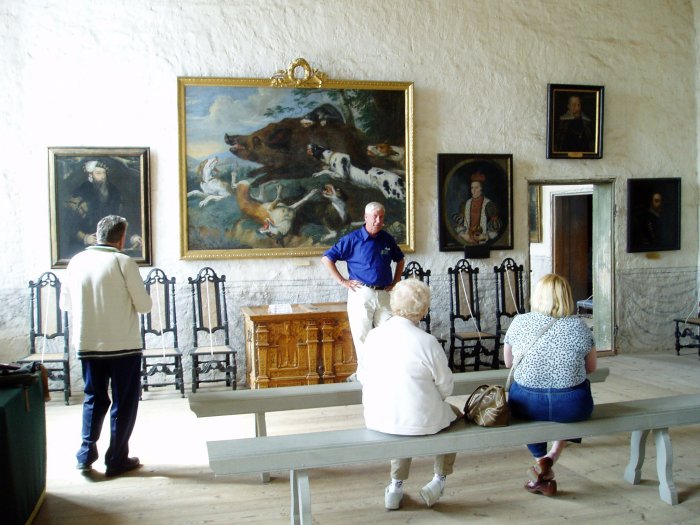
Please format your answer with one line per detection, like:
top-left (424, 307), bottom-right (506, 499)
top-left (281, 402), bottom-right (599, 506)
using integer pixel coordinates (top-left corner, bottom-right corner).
top-left (178, 59), bottom-right (414, 259)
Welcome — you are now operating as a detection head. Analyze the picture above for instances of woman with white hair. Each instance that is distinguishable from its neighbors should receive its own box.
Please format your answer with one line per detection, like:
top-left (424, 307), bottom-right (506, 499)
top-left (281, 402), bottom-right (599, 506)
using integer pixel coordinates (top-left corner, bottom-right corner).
top-left (358, 278), bottom-right (459, 510)
top-left (504, 273), bottom-right (597, 497)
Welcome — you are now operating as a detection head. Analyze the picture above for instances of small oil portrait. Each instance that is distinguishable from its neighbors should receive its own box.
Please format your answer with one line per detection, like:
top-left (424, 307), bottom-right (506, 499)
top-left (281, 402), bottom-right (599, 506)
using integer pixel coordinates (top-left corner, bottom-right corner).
top-left (547, 84), bottom-right (604, 159)
top-left (438, 154), bottom-right (513, 251)
top-left (627, 178), bottom-right (681, 253)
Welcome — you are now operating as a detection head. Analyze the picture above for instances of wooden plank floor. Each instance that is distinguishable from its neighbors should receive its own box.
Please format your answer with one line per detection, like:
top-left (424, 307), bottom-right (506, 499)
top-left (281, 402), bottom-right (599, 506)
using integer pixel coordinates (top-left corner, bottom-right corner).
top-left (34, 352), bottom-right (700, 525)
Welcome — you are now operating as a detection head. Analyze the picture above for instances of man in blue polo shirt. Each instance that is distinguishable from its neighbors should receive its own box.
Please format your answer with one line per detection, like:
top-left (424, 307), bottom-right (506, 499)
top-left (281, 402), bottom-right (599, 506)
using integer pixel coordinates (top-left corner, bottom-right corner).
top-left (321, 202), bottom-right (405, 372)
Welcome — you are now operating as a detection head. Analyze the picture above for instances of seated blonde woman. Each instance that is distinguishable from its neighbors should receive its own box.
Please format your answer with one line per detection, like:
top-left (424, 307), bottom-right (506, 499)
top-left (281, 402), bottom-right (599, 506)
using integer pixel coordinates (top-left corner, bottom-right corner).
top-left (504, 273), bottom-right (597, 497)
top-left (358, 278), bottom-right (459, 510)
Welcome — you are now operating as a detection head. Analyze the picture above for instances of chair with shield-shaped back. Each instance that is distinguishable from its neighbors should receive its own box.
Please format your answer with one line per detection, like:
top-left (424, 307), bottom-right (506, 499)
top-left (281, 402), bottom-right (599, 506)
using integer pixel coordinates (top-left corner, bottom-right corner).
top-left (140, 268), bottom-right (184, 398)
top-left (188, 267), bottom-right (237, 393)
top-left (493, 257), bottom-right (527, 359)
top-left (18, 271), bottom-right (71, 404)
top-left (401, 260), bottom-right (447, 350)
top-left (674, 302), bottom-right (700, 359)
top-left (447, 258), bottom-right (498, 371)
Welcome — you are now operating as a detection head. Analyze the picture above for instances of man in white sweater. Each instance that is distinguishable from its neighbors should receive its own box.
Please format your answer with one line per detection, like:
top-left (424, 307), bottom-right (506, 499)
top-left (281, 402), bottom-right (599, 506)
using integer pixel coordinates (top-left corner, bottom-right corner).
top-left (60, 215), bottom-right (152, 477)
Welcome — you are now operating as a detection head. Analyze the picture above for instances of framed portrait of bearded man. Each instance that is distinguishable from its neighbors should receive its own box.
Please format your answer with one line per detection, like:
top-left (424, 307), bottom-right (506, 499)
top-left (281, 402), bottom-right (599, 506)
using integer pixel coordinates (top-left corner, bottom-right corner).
top-left (48, 147), bottom-right (152, 268)
top-left (437, 154), bottom-right (513, 251)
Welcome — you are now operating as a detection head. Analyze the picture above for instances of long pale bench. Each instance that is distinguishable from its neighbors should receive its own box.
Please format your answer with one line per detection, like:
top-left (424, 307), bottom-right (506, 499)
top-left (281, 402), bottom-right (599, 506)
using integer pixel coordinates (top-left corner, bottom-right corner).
top-left (206, 394), bottom-right (700, 524)
top-left (189, 367), bottom-right (610, 418)
top-left (189, 367), bottom-right (610, 482)
top-left (189, 368), bottom-right (609, 488)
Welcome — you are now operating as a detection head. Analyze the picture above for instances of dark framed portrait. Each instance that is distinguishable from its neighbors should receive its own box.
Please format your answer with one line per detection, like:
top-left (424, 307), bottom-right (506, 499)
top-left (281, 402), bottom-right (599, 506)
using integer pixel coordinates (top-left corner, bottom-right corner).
top-left (546, 84), bottom-right (604, 159)
top-left (627, 178), bottom-right (681, 253)
top-left (178, 58), bottom-right (414, 259)
top-left (48, 147), bottom-right (152, 268)
top-left (437, 154), bottom-right (513, 252)
top-left (528, 184), bottom-right (543, 243)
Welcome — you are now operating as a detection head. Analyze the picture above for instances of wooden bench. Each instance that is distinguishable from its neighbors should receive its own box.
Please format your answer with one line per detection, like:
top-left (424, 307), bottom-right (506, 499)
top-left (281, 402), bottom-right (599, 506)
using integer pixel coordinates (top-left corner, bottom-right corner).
top-left (190, 368), bottom-right (610, 480)
top-left (189, 367), bottom-right (609, 422)
top-left (204, 393), bottom-right (700, 524)
top-left (189, 368), bottom-right (607, 488)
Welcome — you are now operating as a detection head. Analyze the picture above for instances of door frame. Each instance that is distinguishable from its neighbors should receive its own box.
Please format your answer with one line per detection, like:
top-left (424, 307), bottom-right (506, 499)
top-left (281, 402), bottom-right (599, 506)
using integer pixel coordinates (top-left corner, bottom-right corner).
top-left (528, 179), bottom-right (616, 354)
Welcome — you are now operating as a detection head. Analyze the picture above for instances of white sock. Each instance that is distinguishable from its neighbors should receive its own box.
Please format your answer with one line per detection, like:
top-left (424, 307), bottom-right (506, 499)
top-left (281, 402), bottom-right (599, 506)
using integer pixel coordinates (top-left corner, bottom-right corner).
top-left (390, 479), bottom-right (403, 492)
top-left (433, 474), bottom-right (446, 488)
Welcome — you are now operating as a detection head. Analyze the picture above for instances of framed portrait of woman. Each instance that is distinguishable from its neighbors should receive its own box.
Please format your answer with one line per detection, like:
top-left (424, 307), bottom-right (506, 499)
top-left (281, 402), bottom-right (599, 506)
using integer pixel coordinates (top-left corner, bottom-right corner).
top-left (437, 154), bottom-right (513, 252)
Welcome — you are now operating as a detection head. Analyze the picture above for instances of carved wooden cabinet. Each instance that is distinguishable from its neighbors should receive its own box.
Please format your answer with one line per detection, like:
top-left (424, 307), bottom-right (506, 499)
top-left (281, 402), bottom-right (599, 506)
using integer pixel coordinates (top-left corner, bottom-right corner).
top-left (241, 302), bottom-right (357, 388)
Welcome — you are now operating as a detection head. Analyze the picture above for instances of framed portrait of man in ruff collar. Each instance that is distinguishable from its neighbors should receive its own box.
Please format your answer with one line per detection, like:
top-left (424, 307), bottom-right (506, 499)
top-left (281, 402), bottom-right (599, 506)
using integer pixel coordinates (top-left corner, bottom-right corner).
top-left (437, 153), bottom-right (513, 252)
top-left (546, 83), bottom-right (604, 159)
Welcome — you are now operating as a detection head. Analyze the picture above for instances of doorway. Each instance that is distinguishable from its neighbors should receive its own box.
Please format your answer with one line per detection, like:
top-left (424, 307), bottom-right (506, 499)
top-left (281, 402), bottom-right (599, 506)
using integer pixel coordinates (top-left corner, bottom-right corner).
top-left (553, 193), bottom-right (593, 304)
top-left (528, 181), bottom-right (615, 354)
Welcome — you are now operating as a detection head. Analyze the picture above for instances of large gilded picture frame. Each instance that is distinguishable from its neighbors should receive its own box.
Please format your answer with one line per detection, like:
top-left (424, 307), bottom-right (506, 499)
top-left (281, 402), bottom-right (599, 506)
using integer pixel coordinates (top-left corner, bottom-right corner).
top-left (48, 147), bottom-right (151, 268)
top-left (178, 58), bottom-right (414, 259)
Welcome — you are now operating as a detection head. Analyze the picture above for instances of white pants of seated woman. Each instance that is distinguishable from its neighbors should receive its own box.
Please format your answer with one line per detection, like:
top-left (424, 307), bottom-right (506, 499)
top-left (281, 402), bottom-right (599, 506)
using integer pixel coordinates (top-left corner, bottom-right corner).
top-left (391, 454), bottom-right (457, 480)
top-left (346, 287), bottom-right (391, 360)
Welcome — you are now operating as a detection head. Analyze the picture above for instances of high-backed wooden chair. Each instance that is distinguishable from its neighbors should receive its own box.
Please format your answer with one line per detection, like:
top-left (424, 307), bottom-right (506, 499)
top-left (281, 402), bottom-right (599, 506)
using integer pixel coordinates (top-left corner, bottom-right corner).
top-left (494, 257), bottom-right (527, 357)
top-left (188, 267), bottom-right (237, 393)
top-left (18, 271), bottom-right (71, 404)
top-left (448, 258), bottom-right (498, 371)
top-left (140, 268), bottom-right (184, 397)
top-left (401, 261), bottom-right (447, 350)
top-left (674, 303), bottom-right (700, 359)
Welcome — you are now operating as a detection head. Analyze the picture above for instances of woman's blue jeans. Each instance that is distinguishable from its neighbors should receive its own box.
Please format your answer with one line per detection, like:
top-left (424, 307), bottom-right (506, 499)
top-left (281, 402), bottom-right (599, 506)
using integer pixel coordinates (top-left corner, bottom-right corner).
top-left (508, 379), bottom-right (593, 458)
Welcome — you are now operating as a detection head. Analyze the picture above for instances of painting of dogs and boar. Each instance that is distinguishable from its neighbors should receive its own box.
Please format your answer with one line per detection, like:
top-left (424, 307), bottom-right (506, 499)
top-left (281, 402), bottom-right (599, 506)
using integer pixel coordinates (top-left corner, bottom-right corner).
top-left (178, 78), bottom-right (413, 258)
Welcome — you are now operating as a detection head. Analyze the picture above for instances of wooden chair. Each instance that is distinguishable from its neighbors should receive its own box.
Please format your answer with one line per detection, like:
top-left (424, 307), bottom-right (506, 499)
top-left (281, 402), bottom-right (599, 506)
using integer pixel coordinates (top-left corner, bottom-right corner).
top-left (400, 261), bottom-right (447, 349)
top-left (674, 303), bottom-right (700, 359)
top-left (447, 258), bottom-right (498, 371)
top-left (18, 271), bottom-right (71, 404)
top-left (188, 267), bottom-right (237, 393)
top-left (140, 268), bottom-right (184, 398)
top-left (494, 257), bottom-right (527, 360)
top-left (576, 295), bottom-right (594, 316)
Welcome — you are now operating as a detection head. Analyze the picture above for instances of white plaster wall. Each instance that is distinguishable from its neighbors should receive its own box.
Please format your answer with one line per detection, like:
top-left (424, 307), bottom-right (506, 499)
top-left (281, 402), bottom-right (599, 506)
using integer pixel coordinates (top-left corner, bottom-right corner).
top-left (1, 0), bottom-right (699, 377)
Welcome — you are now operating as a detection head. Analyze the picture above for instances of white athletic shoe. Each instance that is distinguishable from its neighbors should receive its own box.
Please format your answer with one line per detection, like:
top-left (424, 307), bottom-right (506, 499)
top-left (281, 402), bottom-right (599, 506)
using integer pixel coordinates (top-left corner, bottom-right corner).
top-left (384, 484), bottom-right (403, 510)
top-left (419, 478), bottom-right (445, 507)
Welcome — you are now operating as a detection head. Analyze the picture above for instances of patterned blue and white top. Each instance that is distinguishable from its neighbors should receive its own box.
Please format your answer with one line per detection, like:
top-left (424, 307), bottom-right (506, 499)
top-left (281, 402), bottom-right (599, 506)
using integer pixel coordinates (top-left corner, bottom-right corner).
top-left (504, 312), bottom-right (594, 389)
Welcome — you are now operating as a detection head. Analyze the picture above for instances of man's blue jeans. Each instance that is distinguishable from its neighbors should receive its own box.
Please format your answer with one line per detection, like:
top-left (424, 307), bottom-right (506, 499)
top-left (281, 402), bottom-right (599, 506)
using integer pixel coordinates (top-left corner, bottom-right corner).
top-left (77, 354), bottom-right (141, 469)
top-left (508, 379), bottom-right (593, 458)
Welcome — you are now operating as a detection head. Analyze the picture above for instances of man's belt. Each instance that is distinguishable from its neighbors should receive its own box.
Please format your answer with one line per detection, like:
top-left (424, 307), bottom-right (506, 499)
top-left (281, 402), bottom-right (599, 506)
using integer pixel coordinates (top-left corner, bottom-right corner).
top-left (363, 283), bottom-right (387, 290)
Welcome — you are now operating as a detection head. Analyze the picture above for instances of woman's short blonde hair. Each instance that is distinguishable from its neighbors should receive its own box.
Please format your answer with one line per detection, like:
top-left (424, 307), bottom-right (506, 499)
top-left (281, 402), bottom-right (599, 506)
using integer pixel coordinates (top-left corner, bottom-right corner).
top-left (531, 273), bottom-right (575, 318)
top-left (390, 279), bottom-right (431, 323)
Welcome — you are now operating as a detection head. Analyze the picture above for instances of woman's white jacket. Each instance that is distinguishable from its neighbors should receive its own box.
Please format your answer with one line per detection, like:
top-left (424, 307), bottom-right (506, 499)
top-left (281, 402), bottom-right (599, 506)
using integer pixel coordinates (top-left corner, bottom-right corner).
top-left (359, 316), bottom-right (457, 436)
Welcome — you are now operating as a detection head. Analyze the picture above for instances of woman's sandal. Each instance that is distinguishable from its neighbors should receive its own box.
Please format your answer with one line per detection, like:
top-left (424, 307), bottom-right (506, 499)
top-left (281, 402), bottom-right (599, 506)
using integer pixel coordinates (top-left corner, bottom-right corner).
top-left (524, 479), bottom-right (558, 496)
top-left (527, 457), bottom-right (554, 483)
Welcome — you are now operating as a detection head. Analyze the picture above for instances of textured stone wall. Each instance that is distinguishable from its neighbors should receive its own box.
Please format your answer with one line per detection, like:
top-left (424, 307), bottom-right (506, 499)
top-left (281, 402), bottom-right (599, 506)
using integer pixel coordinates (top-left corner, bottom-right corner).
top-left (2, 0), bottom-right (699, 390)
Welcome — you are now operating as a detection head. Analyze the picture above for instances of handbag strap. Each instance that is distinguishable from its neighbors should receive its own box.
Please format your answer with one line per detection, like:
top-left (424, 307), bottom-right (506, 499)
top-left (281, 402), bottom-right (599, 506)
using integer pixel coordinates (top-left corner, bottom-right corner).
top-left (506, 317), bottom-right (558, 390)
top-left (466, 384), bottom-right (503, 410)
top-left (466, 384), bottom-right (491, 410)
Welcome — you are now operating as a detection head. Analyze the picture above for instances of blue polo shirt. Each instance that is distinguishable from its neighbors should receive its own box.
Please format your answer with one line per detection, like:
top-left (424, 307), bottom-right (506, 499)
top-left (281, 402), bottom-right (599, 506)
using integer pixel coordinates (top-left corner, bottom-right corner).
top-left (324, 227), bottom-right (404, 287)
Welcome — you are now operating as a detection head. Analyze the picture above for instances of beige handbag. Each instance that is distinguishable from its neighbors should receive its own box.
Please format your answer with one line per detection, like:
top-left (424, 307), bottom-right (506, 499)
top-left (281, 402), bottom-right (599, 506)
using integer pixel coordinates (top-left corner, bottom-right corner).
top-left (464, 384), bottom-right (510, 427)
